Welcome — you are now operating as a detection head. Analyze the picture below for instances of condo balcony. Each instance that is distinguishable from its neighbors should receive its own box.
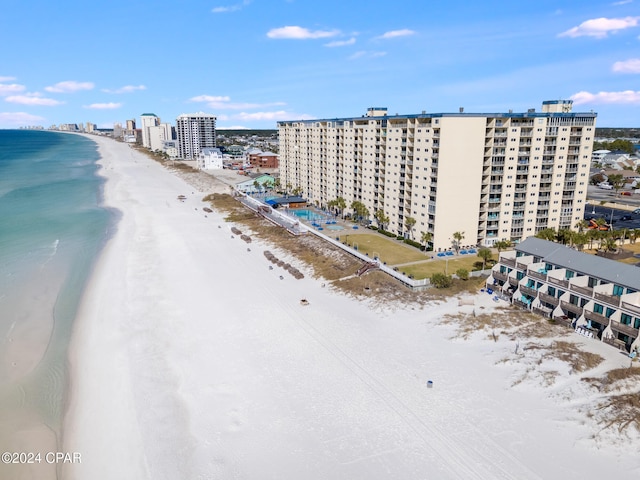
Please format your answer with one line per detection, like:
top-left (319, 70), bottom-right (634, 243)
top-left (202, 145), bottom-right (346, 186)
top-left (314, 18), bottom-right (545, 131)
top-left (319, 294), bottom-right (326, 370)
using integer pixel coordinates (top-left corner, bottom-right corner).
top-left (611, 322), bottom-right (640, 339)
top-left (560, 300), bottom-right (584, 316)
top-left (520, 285), bottom-right (538, 297)
top-left (584, 309), bottom-right (609, 326)
top-left (538, 292), bottom-right (559, 306)
top-left (621, 301), bottom-right (640, 316)
top-left (499, 255), bottom-right (516, 267)
top-left (528, 269), bottom-right (548, 281)
top-left (594, 292), bottom-right (621, 307)
top-left (548, 276), bottom-right (569, 288)
top-left (492, 271), bottom-right (508, 282)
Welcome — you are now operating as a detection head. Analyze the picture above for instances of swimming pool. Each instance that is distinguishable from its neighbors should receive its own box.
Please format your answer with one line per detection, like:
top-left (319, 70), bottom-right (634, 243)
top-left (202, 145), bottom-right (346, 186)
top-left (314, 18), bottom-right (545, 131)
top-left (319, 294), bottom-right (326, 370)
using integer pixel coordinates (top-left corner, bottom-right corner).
top-left (290, 208), bottom-right (327, 222)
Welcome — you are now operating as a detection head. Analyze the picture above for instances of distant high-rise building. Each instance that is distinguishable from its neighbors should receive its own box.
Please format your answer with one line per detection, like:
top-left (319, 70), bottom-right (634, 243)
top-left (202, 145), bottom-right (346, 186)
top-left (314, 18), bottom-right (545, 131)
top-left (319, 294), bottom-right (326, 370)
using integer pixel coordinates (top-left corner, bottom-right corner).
top-left (126, 119), bottom-right (136, 135)
top-left (113, 122), bottom-right (124, 138)
top-left (140, 113), bottom-right (160, 148)
top-left (176, 112), bottom-right (217, 160)
top-left (148, 123), bottom-right (174, 152)
top-left (278, 100), bottom-right (597, 251)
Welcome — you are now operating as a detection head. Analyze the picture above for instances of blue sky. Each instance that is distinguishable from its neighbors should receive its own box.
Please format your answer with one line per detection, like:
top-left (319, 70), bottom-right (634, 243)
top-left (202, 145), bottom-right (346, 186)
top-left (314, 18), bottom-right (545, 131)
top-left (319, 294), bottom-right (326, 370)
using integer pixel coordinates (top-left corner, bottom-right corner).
top-left (0, 0), bottom-right (639, 129)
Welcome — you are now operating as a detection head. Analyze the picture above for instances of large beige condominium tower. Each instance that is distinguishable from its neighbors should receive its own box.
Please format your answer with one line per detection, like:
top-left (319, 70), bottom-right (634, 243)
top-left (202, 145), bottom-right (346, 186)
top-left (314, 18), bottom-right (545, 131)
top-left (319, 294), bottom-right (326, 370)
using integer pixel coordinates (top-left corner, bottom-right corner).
top-left (278, 100), bottom-right (596, 252)
top-left (176, 112), bottom-right (217, 160)
top-left (140, 113), bottom-right (160, 149)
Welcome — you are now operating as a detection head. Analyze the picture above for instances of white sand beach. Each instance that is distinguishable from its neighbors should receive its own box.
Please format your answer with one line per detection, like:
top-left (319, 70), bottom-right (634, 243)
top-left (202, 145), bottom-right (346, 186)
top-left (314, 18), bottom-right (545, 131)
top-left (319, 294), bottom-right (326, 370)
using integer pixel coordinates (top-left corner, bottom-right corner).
top-left (63, 137), bottom-right (640, 479)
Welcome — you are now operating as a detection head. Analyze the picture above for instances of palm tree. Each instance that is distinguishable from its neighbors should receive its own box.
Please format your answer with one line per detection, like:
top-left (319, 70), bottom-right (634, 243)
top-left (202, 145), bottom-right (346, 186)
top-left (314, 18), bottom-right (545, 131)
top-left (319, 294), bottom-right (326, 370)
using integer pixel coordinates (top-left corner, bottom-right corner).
top-left (616, 228), bottom-right (629, 247)
top-left (420, 231), bottom-right (433, 252)
top-left (350, 201), bottom-right (369, 225)
top-left (602, 236), bottom-right (618, 252)
top-left (273, 177), bottom-right (281, 192)
top-left (335, 197), bottom-right (346, 219)
top-left (586, 229), bottom-right (598, 250)
top-left (452, 231), bottom-right (465, 254)
top-left (575, 219), bottom-right (589, 233)
top-left (494, 239), bottom-right (512, 253)
top-left (477, 247), bottom-right (492, 271)
top-left (535, 228), bottom-right (556, 241)
top-left (374, 209), bottom-right (389, 231)
top-left (629, 229), bottom-right (639, 244)
top-left (556, 228), bottom-right (573, 245)
top-left (572, 232), bottom-right (588, 251)
top-left (405, 216), bottom-right (416, 239)
top-left (607, 173), bottom-right (625, 197)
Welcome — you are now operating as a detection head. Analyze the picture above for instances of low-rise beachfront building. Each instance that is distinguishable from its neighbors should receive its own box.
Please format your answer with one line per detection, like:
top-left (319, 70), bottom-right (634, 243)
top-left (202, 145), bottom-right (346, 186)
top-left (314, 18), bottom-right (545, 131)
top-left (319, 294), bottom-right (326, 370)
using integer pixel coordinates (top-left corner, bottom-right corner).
top-left (488, 237), bottom-right (640, 352)
top-left (248, 151), bottom-right (279, 169)
top-left (236, 174), bottom-right (276, 193)
top-left (278, 100), bottom-right (596, 252)
top-left (198, 147), bottom-right (224, 170)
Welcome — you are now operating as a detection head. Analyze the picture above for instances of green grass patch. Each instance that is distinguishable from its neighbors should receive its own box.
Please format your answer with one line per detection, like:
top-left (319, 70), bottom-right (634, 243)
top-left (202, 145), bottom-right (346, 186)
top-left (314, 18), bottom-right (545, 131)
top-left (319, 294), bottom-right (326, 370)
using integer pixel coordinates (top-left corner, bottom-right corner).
top-left (399, 256), bottom-right (480, 280)
top-left (337, 233), bottom-right (426, 265)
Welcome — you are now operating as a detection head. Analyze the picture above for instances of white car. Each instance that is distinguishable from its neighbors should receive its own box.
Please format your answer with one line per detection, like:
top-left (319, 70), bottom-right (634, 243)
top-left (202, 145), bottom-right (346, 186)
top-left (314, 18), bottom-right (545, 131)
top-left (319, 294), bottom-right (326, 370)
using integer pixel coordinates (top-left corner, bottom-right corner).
top-left (598, 183), bottom-right (613, 190)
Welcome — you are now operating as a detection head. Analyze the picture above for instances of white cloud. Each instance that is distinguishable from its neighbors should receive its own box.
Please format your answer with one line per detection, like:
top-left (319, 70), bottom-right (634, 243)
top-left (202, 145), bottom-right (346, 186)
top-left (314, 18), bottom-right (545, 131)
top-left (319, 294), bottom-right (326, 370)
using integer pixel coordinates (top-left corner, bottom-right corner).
top-left (0, 76), bottom-right (16, 82)
top-left (220, 125), bottom-right (250, 129)
top-left (324, 37), bottom-right (356, 47)
top-left (348, 50), bottom-right (387, 60)
top-left (5, 93), bottom-right (63, 106)
top-left (0, 111), bottom-right (45, 125)
top-left (267, 26), bottom-right (339, 40)
top-left (377, 29), bottom-right (416, 39)
top-left (559, 16), bottom-right (640, 38)
top-left (190, 95), bottom-right (285, 110)
top-left (84, 102), bottom-right (122, 109)
top-left (612, 0), bottom-right (632, 5)
top-left (190, 95), bottom-right (231, 103)
top-left (0, 83), bottom-right (26, 96)
top-left (612, 58), bottom-right (640, 73)
top-left (102, 85), bottom-right (146, 94)
top-left (212, 0), bottom-right (251, 13)
top-left (570, 90), bottom-right (640, 104)
top-left (45, 81), bottom-right (94, 93)
top-left (236, 110), bottom-right (313, 121)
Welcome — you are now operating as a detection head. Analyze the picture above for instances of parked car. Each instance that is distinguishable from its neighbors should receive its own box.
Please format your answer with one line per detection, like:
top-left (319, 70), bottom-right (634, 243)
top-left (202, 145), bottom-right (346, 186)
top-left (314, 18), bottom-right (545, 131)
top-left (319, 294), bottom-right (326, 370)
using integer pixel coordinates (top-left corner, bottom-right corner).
top-left (598, 182), bottom-right (613, 190)
top-left (621, 191), bottom-right (632, 196)
top-left (633, 208), bottom-right (640, 214)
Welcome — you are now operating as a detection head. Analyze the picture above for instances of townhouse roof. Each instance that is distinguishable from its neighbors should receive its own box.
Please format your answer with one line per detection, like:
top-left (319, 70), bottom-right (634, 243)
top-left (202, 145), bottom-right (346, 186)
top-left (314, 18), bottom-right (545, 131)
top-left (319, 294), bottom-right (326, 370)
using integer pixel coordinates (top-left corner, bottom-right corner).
top-left (515, 237), bottom-right (640, 291)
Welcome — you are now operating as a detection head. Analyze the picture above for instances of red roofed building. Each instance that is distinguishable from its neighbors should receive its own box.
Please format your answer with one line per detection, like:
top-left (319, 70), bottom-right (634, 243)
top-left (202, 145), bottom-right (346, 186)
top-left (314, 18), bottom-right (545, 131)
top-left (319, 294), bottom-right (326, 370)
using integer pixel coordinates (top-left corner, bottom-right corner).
top-left (248, 151), bottom-right (279, 169)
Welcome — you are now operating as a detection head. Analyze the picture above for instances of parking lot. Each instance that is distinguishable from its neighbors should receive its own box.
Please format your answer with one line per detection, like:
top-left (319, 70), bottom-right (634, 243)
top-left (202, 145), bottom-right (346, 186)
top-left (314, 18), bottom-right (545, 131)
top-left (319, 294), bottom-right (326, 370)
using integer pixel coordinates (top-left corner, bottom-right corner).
top-left (584, 203), bottom-right (640, 230)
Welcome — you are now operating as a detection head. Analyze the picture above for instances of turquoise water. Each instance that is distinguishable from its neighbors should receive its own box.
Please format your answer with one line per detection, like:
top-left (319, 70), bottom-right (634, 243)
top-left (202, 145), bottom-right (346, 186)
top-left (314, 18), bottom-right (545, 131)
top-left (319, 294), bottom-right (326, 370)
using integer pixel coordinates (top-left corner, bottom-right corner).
top-left (290, 208), bottom-right (328, 222)
top-left (0, 130), bottom-right (112, 449)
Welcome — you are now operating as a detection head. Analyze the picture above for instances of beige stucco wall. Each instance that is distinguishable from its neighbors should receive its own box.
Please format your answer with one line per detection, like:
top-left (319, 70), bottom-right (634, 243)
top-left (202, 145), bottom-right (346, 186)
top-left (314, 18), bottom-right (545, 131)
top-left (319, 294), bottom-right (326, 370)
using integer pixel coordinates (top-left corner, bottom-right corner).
top-left (432, 117), bottom-right (486, 251)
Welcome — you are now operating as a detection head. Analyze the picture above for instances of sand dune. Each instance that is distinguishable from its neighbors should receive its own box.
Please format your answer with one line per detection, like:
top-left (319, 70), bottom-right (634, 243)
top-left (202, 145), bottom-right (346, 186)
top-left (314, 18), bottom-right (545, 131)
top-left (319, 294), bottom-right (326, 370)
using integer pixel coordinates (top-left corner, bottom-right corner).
top-left (63, 138), bottom-right (640, 479)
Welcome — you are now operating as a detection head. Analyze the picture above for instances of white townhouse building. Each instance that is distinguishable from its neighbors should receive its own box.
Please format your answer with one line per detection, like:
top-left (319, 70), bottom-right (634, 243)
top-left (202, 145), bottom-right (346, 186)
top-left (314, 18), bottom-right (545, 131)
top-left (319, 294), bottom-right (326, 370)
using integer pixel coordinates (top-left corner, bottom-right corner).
top-left (278, 101), bottom-right (596, 252)
top-left (198, 147), bottom-right (224, 170)
top-left (489, 237), bottom-right (640, 353)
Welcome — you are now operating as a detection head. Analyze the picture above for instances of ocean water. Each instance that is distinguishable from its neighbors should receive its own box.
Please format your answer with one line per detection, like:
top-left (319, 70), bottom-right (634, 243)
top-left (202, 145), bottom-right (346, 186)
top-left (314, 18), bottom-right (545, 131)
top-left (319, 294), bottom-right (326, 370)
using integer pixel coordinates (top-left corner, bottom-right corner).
top-left (0, 130), bottom-right (112, 452)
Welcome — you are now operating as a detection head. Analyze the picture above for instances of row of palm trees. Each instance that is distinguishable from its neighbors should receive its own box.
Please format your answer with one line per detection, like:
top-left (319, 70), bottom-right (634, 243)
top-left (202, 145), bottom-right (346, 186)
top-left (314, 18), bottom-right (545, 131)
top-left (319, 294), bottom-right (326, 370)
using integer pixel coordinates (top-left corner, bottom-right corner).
top-left (535, 220), bottom-right (639, 252)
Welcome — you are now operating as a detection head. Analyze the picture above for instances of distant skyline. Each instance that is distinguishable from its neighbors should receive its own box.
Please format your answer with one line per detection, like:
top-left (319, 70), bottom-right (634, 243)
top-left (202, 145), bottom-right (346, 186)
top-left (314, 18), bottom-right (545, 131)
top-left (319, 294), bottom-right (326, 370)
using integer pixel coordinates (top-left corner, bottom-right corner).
top-left (1, 0), bottom-right (639, 129)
